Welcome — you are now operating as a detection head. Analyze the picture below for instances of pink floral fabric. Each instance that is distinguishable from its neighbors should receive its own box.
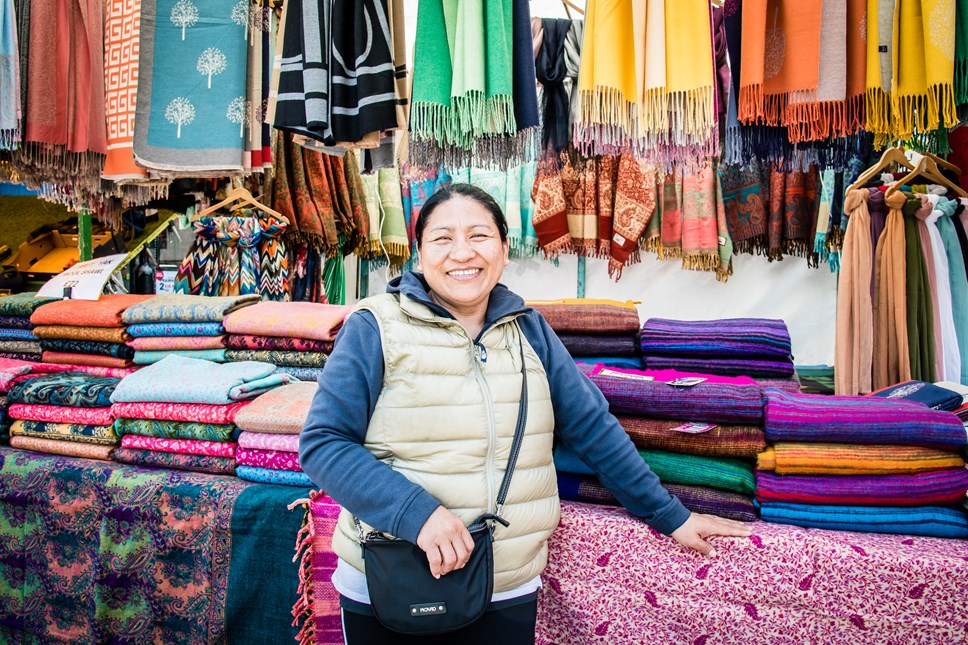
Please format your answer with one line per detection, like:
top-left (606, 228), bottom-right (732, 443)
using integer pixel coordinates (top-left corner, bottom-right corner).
top-left (0, 358), bottom-right (72, 392)
top-left (235, 447), bottom-right (302, 471)
top-left (9, 404), bottom-right (114, 425)
top-left (120, 434), bottom-right (237, 458)
top-left (110, 401), bottom-right (249, 425)
top-left (535, 502), bottom-right (968, 644)
top-left (222, 302), bottom-right (352, 341)
top-left (127, 336), bottom-right (227, 351)
top-left (236, 432), bottom-right (299, 453)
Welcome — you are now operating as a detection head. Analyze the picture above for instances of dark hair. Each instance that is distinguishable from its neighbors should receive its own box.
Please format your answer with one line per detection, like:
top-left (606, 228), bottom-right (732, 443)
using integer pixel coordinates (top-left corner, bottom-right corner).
top-left (414, 183), bottom-right (509, 246)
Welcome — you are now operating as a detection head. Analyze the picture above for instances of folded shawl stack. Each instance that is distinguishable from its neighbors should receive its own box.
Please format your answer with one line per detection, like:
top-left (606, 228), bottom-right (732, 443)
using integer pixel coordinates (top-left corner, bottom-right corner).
top-left (234, 382), bottom-right (318, 486)
top-left (31, 295), bottom-right (153, 372)
top-left (6, 372), bottom-right (121, 461)
top-left (759, 388), bottom-right (968, 537)
top-left (527, 299), bottom-right (641, 365)
top-left (222, 302), bottom-right (351, 381)
top-left (554, 362), bottom-right (768, 521)
top-left (0, 293), bottom-right (57, 361)
top-left (407, 0), bottom-right (539, 168)
top-left (640, 317), bottom-right (797, 379)
top-left (108, 355), bottom-right (296, 476)
top-left (120, 294), bottom-right (260, 365)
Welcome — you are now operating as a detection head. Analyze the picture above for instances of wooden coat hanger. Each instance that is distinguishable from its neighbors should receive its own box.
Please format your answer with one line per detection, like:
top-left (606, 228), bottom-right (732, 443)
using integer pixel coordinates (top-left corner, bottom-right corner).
top-left (924, 151), bottom-right (961, 175)
top-left (560, 0), bottom-right (584, 19)
top-left (846, 146), bottom-right (916, 193)
top-left (885, 156), bottom-right (928, 199)
top-left (191, 185), bottom-right (288, 224)
top-left (919, 155), bottom-right (968, 198)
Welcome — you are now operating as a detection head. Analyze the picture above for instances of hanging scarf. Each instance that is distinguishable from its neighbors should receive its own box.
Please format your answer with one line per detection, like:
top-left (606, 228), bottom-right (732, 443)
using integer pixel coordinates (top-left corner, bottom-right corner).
top-left (866, 0), bottom-right (897, 141)
top-left (0, 0), bottom-right (20, 149)
top-left (916, 196), bottom-right (946, 380)
top-left (409, 0), bottom-right (523, 166)
top-left (935, 199), bottom-right (968, 383)
top-left (738, 0), bottom-right (823, 139)
top-left (608, 154), bottom-right (658, 278)
top-left (767, 165), bottom-right (820, 261)
top-left (677, 161), bottom-right (733, 281)
top-left (102, 0), bottom-right (147, 180)
top-left (574, 0), bottom-right (639, 156)
top-left (378, 167), bottom-right (411, 267)
top-left (812, 0), bottom-right (849, 141)
top-left (532, 158), bottom-right (572, 256)
top-left (133, 0), bottom-right (247, 174)
top-left (721, 161), bottom-right (770, 255)
top-left (723, 0), bottom-right (744, 164)
top-left (258, 216), bottom-right (290, 301)
top-left (535, 18), bottom-right (573, 155)
top-left (891, 0), bottom-right (957, 141)
top-left (902, 196), bottom-right (937, 382)
top-left (846, 0), bottom-right (868, 131)
top-left (835, 189), bottom-right (875, 394)
top-left (873, 190), bottom-right (913, 390)
top-left (957, 0), bottom-right (968, 105)
top-left (923, 196), bottom-right (959, 381)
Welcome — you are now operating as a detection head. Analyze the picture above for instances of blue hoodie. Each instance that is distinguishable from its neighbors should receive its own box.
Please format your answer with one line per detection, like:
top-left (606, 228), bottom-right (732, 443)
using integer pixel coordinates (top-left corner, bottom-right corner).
top-left (299, 272), bottom-right (690, 543)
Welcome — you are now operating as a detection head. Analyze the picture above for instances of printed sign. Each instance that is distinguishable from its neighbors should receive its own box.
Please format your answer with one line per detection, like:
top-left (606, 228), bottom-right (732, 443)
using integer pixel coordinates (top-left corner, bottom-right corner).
top-left (36, 254), bottom-right (129, 301)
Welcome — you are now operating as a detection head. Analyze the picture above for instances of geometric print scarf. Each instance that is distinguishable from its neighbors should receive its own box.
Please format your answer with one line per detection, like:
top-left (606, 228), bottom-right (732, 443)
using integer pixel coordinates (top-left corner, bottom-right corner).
top-left (175, 212), bottom-right (289, 300)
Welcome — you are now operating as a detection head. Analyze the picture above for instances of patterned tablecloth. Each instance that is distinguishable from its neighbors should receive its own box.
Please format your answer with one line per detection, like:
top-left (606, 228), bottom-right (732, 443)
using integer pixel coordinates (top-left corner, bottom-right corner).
top-left (536, 502), bottom-right (968, 644)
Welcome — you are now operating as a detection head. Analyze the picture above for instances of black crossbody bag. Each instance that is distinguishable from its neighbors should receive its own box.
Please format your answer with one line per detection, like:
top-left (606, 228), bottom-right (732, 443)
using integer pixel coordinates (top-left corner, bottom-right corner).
top-left (356, 338), bottom-right (529, 635)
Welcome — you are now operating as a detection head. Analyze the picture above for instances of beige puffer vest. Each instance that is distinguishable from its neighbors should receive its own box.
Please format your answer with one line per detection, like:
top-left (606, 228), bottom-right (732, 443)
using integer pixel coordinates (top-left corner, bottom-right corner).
top-left (331, 293), bottom-right (560, 593)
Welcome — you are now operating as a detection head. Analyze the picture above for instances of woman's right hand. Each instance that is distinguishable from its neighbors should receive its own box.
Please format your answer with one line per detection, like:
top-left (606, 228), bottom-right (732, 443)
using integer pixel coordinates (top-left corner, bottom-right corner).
top-left (416, 506), bottom-right (476, 579)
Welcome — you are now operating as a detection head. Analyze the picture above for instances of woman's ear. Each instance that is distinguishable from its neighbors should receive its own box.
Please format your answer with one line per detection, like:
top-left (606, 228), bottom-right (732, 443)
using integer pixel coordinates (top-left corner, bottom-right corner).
top-left (503, 241), bottom-right (510, 266)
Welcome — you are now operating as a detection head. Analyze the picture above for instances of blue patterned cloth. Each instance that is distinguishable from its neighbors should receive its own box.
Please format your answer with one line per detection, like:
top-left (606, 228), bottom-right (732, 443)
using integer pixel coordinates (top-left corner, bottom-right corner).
top-left (272, 366), bottom-right (324, 382)
top-left (110, 356), bottom-right (296, 404)
top-left (0, 328), bottom-right (39, 341)
top-left (236, 465), bottom-right (314, 487)
top-left (121, 295), bottom-right (260, 325)
top-left (126, 322), bottom-right (226, 337)
top-left (133, 349), bottom-right (228, 365)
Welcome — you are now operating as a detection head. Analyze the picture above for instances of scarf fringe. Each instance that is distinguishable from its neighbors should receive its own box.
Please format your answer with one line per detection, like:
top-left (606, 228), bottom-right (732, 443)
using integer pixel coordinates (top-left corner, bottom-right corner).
top-left (0, 128), bottom-right (21, 151)
top-left (845, 93), bottom-right (866, 134)
top-left (540, 234), bottom-right (572, 260)
top-left (288, 499), bottom-right (317, 645)
top-left (716, 260), bottom-right (733, 283)
top-left (681, 253), bottom-right (721, 272)
top-left (738, 83), bottom-right (764, 124)
top-left (577, 86), bottom-right (639, 135)
top-left (865, 87), bottom-right (892, 134)
top-left (657, 244), bottom-right (681, 260)
top-left (723, 125), bottom-right (743, 165)
top-left (639, 88), bottom-right (669, 134)
top-left (733, 235), bottom-right (769, 256)
top-left (641, 236), bottom-right (661, 253)
top-left (891, 83), bottom-right (957, 139)
top-left (666, 86), bottom-right (716, 141)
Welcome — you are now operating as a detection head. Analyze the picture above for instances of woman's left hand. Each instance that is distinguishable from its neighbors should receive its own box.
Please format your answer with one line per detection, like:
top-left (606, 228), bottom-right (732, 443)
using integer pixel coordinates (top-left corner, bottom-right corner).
top-left (669, 512), bottom-right (753, 558)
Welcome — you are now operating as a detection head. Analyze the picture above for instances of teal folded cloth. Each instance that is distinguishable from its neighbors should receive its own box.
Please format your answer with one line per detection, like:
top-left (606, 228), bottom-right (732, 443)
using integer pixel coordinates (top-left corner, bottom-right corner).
top-left (236, 465), bottom-right (315, 487)
top-left (110, 356), bottom-right (297, 404)
top-left (121, 294), bottom-right (261, 324)
top-left (0, 293), bottom-right (59, 317)
top-left (134, 349), bottom-right (228, 365)
top-left (757, 502), bottom-right (968, 538)
top-left (127, 322), bottom-right (226, 337)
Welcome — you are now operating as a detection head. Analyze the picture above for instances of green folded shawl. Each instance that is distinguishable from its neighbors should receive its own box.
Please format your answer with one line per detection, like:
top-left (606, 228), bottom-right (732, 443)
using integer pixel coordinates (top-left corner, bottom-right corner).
top-left (115, 417), bottom-right (238, 442)
top-left (638, 449), bottom-right (756, 495)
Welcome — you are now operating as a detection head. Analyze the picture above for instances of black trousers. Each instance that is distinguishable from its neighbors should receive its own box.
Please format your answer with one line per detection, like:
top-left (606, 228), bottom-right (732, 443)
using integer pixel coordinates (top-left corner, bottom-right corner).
top-left (340, 597), bottom-right (538, 645)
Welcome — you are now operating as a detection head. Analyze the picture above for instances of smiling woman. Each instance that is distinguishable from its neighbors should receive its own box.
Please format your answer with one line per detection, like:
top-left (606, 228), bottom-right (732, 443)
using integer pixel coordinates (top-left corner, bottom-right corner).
top-left (298, 183), bottom-right (751, 644)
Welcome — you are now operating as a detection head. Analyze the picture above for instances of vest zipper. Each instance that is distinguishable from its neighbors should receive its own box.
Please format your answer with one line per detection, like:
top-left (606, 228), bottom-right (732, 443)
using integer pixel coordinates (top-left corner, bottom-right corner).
top-left (470, 341), bottom-right (497, 514)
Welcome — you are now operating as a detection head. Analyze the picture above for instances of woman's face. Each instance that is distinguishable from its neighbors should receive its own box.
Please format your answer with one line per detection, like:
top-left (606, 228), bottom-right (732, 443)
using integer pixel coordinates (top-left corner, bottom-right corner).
top-left (418, 196), bottom-right (509, 316)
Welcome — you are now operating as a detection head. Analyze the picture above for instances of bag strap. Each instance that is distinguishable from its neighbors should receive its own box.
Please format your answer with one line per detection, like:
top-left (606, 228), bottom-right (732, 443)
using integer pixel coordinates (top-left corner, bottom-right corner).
top-left (493, 328), bottom-right (528, 519)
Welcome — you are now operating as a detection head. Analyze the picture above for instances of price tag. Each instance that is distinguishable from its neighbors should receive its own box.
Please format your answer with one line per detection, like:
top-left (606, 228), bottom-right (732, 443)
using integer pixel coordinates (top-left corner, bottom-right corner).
top-left (36, 254), bottom-right (129, 301)
top-left (599, 368), bottom-right (654, 381)
top-left (671, 422), bottom-right (717, 434)
top-left (666, 377), bottom-right (707, 387)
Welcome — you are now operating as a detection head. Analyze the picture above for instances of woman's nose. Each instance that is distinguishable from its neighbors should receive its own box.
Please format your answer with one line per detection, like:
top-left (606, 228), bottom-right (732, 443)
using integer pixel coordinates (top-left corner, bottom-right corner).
top-left (449, 237), bottom-right (475, 260)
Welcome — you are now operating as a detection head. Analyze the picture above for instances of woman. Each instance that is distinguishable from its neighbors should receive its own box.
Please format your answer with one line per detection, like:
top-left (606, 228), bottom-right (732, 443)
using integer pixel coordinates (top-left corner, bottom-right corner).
top-left (300, 184), bottom-right (751, 643)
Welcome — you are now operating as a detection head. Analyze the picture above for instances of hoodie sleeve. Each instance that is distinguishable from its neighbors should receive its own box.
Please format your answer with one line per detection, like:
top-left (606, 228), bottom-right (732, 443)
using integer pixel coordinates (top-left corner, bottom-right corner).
top-left (518, 312), bottom-right (691, 535)
top-left (298, 310), bottom-right (443, 543)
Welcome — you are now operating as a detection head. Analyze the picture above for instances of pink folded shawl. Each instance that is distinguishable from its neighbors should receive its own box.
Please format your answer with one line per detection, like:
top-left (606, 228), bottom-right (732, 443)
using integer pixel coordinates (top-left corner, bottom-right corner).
top-left (9, 404), bottom-right (114, 425)
top-left (222, 302), bottom-right (352, 341)
top-left (237, 431), bottom-right (300, 453)
top-left (110, 401), bottom-right (250, 425)
top-left (120, 434), bottom-right (238, 458)
top-left (236, 447), bottom-right (302, 471)
top-left (233, 382), bottom-right (317, 433)
top-left (126, 336), bottom-right (228, 351)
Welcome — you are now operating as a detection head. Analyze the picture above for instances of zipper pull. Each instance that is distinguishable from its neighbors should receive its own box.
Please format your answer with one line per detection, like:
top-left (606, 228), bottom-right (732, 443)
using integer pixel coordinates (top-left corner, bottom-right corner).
top-left (475, 342), bottom-right (488, 365)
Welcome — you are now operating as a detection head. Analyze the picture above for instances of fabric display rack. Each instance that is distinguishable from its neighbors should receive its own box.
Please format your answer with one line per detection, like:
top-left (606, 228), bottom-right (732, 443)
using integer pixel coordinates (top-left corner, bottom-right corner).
top-left (3, 0), bottom-right (968, 643)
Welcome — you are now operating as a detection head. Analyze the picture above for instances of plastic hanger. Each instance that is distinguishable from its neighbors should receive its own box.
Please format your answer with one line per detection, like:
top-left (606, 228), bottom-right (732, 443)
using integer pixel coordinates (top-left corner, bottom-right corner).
top-left (191, 185), bottom-right (288, 224)
top-left (885, 156), bottom-right (928, 199)
top-left (846, 146), bottom-right (916, 193)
